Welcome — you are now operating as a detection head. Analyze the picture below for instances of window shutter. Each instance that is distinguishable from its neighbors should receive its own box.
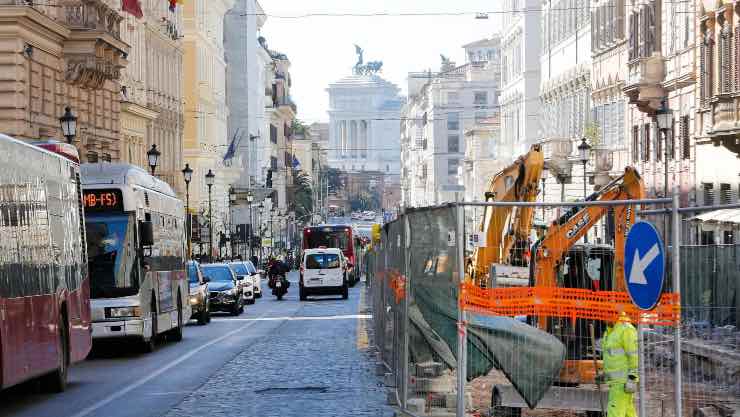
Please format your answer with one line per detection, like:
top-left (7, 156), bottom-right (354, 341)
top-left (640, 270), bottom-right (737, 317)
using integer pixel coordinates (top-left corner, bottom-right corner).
top-left (632, 125), bottom-right (639, 162)
top-left (735, 26), bottom-right (740, 91)
top-left (700, 35), bottom-right (707, 104)
top-left (643, 123), bottom-right (651, 162)
top-left (647, 1), bottom-right (656, 55)
top-left (616, 0), bottom-right (625, 39)
top-left (680, 115), bottom-right (690, 160)
top-left (720, 23), bottom-right (733, 93)
top-left (592, 9), bottom-right (598, 51)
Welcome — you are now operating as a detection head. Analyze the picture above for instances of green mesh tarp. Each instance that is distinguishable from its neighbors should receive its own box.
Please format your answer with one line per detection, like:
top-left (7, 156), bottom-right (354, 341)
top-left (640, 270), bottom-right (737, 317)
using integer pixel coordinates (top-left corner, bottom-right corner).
top-left (405, 206), bottom-right (566, 409)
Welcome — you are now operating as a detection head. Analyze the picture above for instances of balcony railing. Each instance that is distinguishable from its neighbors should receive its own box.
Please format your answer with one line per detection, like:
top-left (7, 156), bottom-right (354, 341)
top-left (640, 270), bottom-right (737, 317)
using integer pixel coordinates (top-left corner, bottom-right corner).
top-left (59, 0), bottom-right (122, 39)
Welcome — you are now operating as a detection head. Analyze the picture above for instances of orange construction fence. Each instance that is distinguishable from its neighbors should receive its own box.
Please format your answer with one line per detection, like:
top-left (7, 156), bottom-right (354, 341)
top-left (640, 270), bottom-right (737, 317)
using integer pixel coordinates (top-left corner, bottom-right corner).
top-left (460, 282), bottom-right (680, 326)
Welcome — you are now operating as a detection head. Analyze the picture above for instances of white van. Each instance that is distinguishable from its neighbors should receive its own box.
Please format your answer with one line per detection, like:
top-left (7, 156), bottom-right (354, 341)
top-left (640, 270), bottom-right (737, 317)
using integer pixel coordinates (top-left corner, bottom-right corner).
top-left (299, 248), bottom-right (349, 300)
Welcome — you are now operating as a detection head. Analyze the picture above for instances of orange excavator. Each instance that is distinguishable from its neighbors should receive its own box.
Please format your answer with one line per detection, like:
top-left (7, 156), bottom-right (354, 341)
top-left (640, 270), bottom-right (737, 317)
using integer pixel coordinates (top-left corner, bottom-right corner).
top-left (468, 144), bottom-right (544, 286)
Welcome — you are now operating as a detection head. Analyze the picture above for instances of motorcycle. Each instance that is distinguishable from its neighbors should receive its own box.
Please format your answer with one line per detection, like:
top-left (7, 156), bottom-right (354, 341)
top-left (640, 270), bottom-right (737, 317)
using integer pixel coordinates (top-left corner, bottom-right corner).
top-left (268, 273), bottom-right (289, 300)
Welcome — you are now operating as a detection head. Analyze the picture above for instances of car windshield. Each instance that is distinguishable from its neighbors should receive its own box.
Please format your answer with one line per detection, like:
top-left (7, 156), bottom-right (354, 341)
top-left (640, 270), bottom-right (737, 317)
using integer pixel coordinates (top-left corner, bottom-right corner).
top-left (85, 214), bottom-right (139, 298)
top-left (188, 262), bottom-right (200, 284)
top-left (202, 266), bottom-right (233, 282)
top-left (244, 261), bottom-right (257, 274)
top-left (306, 253), bottom-right (340, 269)
top-left (230, 263), bottom-right (249, 276)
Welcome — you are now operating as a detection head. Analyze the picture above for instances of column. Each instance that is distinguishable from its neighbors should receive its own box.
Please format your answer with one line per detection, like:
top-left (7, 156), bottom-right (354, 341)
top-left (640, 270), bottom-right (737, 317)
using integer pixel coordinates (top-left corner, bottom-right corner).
top-left (351, 120), bottom-right (358, 159)
top-left (360, 120), bottom-right (368, 159)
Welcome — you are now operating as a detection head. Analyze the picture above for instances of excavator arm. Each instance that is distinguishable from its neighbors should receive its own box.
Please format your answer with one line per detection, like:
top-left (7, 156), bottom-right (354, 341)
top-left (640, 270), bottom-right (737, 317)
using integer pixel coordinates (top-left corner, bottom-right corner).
top-left (532, 166), bottom-right (645, 291)
top-left (469, 145), bottom-right (544, 285)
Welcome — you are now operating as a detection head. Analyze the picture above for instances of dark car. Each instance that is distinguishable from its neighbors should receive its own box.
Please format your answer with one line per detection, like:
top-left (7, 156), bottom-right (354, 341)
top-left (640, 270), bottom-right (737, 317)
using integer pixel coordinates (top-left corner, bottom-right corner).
top-left (202, 263), bottom-right (243, 316)
top-left (188, 260), bottom-right (211, 325)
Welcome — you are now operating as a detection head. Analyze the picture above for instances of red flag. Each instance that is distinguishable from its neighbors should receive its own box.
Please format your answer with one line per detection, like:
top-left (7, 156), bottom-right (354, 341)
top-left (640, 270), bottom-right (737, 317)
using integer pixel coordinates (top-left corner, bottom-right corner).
top-left (121, 0), bottom-right (143, 19)
top-left (169, 0), bottom-right (177, 12)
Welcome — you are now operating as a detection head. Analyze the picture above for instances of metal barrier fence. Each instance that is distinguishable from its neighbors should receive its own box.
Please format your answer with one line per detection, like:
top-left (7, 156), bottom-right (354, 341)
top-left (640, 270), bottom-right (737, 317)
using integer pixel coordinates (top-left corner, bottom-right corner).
top-left (368, 197), bottom-right (739, 417)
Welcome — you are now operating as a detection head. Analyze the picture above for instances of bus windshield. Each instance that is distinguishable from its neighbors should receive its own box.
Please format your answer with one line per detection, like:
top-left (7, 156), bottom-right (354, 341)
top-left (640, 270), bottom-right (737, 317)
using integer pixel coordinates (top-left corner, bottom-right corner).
top-left (85, 214), bottom-right (140, 298)
top-left (305, 230), bottom-right (349, 251)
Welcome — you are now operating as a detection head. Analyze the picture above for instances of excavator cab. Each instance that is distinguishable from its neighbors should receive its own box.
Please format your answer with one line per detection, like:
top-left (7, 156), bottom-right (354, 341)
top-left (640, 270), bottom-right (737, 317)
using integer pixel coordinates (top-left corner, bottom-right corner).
top-left (552, 244), bottom-right (614, 378)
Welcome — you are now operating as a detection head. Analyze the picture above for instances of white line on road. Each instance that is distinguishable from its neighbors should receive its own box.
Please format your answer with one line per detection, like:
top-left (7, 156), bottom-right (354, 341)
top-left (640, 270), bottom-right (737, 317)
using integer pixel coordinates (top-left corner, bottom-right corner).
top-left (211, 314), bottom-right (372, 322)
top-left (69, 311), bottom-right (271, 417)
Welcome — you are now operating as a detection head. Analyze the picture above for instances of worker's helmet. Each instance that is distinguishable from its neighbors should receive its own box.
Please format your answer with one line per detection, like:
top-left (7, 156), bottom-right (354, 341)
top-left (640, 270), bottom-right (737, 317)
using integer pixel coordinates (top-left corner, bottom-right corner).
top-left (618, 311), bottom-right (632, 323)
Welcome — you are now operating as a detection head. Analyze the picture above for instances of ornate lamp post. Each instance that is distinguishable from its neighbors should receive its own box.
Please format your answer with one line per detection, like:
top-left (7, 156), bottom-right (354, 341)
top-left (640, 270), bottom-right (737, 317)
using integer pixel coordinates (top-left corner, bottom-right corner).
top-left (147, 144), bottom-right (161, 176)
top-left (578, 137), bottom-right (592, 243)
top-left (656, 101), bottom-right (674, 244)
top-left (181, 163), bottom-right (193, 259)
top-left (205, 169), bottom-right (216, 262)
top-left (247, 191), bottom-right (254, 259)
top-left (59, 106), bottom-right (77, 144)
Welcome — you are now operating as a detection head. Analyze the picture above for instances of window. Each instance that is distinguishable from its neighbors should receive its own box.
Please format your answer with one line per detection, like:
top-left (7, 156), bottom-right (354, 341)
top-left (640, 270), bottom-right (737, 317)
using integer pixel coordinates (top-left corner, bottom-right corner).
top-left (701, 230), bottom-right (715, 245)
top-left (668, 119), bottom-right (676, 160)
top-left (446, 91), bottom-right (459, 104)
top-left (719, 22), bottom-right (732, 94)
top-left (724, 230), bottom-right (735, 244)
top-left (475, 111), bottom-right (487, 124)
top-left (270, 156), bottom-right (278, 170)
top-left (474, 91), bottom-right (488, 105)
top-left (642, 123), bottom-right (651, 162)
top-left (720, 183), bottom-right (732, 205)
top-left (448, 159), bottom-right (459, 175)
top-left (270, 124), bottom-right (278, 144)
top-left (702, 182), bottom-right (715, 205)
top-left (448, 135), bottom-right (459, 153)
top-left (656, 127), bottom-right (662, 162)
top-left (680, 115), bottom-right (690, 159)
top-left (87, 151), bottom-right (99, 163)
top-left (447, 112), bottom-right (459, 131)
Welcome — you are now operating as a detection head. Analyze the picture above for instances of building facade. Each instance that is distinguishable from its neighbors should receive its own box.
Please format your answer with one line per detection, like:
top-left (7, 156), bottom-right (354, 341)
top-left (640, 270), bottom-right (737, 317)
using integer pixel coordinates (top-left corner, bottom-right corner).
top-left (400, 39), bottom-right (500, 207)
top-left (119, 0), bottom-right (184, 194)
top-left (182, 0), bottom-right (236, 256)
top-left (499, 0), bottom-right (541, 156)
top-left (0, 0), bottom-right (128, 157)
top-left (327, 73), bottom-right (403, 175)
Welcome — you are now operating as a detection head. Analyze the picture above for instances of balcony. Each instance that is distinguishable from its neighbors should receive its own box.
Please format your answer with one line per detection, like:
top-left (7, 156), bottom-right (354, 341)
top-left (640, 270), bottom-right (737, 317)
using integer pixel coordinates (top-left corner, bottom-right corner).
top-left (704, 94), bottom-right (740, 156)
top-left (58, 0), bottom-right (129, 89)
top-left (623, 54), bottom-right (665, 115)
top-left (277, 96), bottom-right (297, 113)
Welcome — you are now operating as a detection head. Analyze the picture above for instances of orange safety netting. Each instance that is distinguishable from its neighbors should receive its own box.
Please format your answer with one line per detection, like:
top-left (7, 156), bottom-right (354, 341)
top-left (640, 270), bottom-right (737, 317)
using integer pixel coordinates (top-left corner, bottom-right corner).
top-left (459, 282), bottom-right (681, 326)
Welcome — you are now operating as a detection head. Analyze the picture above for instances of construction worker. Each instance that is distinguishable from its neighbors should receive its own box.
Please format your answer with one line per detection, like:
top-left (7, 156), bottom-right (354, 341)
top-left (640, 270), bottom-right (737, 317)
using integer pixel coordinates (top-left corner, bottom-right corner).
top-left (602, 312), bottom-right (639, 417)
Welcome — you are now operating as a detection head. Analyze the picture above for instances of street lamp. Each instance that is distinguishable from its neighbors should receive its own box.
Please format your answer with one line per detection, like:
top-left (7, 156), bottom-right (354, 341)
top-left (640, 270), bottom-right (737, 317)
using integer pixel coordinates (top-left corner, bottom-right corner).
top-left (229, 187), bottom-right (237, 259)
top-left (181, 163), bottom-right (193, 259)
top-left (59, 106), bottom-right (78, 144)
top-left (656, 100), bottom-right (674, 244)
top-left (578, 137), bottom-right (592, 243)
top-left (247, 191), bottom-right (254, 259)
top-left (578, 137), bottom-right (592, 200)
top-left (541, 164), bottom-right (549, 220)
top-left (656, 100), bottom-right (674, 199)
top-left (205, 169), bottom-right (216, 262)
top-left (147, 144), bottom-right (161, 176)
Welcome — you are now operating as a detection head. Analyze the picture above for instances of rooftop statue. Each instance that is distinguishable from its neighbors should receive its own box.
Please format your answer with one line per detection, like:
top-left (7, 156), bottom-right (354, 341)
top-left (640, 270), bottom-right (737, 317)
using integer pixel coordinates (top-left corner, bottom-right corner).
top-left (353, 45), bottom-right (383, 75)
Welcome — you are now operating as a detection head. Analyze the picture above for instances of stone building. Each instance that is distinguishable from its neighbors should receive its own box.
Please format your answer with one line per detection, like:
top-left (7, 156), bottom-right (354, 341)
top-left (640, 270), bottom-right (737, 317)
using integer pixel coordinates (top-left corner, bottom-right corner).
top-left (0, 0), bottom-right (128, 157)
top-left (118, 0), bottom-right (184, 193)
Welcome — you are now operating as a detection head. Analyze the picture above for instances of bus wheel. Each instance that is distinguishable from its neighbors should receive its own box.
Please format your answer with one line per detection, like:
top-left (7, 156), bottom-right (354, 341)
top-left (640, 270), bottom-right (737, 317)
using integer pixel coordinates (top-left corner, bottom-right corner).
top-left (170, 296), bottom-right (183, 342)
top-left (41, 313), bottom-right (69, 392)
top-left (142, 299), bottom-right (157, 353)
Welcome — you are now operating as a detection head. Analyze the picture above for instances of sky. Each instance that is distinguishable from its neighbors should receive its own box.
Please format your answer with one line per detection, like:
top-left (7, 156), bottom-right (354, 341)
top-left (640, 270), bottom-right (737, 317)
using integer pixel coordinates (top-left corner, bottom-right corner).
top-left (258, 0), bottom-right (502, 123)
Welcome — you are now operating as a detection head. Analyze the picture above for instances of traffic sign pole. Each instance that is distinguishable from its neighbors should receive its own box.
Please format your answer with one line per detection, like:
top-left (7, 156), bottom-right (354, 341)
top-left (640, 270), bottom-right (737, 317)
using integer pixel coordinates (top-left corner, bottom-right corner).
top-left (672, 188), bottom-right (683, 417)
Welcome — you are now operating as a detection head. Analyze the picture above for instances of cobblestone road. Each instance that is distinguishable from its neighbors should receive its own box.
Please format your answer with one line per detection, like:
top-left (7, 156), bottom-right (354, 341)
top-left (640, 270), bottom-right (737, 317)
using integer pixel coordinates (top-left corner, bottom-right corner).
top-left (163, 274), bottom-right (393, 417)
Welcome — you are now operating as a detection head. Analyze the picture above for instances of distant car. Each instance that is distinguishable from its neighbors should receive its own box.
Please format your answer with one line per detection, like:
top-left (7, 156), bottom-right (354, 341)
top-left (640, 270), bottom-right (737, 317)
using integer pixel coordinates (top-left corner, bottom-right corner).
top-left (244, 260), bottom-right (262, 298)
top-left (202, 263), bottom-right (243, 315)
top-left (351, 212), bottom-right (361, 220)
top-left (299, 248), bottom-right (349, 300)
top-left (187, 260), bottom-right (211, 325)
top-left (228, 262), bottom-right (255, 305)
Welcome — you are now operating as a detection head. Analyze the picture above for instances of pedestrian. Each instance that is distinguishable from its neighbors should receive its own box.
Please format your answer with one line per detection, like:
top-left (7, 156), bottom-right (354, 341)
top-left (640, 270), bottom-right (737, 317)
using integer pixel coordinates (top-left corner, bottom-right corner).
top-left (602, 311), bottom-right (639, 417)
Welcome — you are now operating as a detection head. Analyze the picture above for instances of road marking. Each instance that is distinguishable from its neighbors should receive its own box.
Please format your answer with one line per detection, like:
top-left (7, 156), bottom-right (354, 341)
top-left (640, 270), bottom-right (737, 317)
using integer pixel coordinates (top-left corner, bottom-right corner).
top-left (69, 311), bottom-right (271, 417)
top-left (211, 314), bottom-right (371, 322)
top-left (628, 243), bottom-right (660, 285)
top-left (356, 287), bottom-right (369, 349)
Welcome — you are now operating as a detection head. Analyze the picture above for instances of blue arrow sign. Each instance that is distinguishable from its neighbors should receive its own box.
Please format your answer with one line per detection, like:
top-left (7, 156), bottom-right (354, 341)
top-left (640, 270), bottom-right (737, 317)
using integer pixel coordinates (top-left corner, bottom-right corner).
top-left (624, 221), bottom-right (666, 310)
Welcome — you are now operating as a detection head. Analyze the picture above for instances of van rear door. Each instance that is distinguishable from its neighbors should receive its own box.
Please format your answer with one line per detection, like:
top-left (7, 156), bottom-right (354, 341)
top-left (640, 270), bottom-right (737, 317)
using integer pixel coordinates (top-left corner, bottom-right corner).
top-left (303, 252), bottom-right (343, 288)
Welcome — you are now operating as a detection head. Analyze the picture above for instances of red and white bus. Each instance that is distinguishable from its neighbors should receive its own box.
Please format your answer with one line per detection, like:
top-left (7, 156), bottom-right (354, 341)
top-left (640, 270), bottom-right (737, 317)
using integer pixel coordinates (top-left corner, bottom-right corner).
top-left (0, 135), bottom-right (91, 392)
top-left (302, 225), bottom-right (360, 285)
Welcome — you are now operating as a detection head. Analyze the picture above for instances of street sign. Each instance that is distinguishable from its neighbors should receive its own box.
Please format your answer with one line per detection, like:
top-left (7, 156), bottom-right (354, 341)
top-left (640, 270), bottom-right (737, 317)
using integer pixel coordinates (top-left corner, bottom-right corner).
top-left (624, 220), bottom-right (666, 310)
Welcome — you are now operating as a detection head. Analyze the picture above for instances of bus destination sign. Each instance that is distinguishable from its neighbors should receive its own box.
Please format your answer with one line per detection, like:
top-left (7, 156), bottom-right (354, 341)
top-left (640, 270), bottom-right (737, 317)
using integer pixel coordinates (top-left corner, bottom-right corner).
top-left (83, 189), bottom-right (124, 212)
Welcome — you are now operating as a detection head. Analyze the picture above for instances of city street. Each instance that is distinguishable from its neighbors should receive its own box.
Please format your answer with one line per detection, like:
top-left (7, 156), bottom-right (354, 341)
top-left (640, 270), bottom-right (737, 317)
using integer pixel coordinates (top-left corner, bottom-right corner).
top-left (1, 272), bottom-right (392, 417)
